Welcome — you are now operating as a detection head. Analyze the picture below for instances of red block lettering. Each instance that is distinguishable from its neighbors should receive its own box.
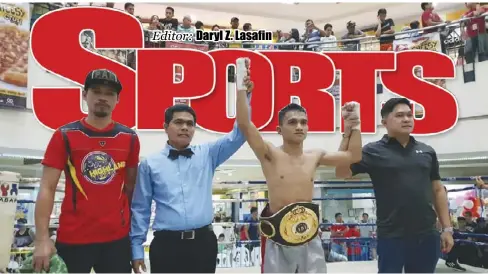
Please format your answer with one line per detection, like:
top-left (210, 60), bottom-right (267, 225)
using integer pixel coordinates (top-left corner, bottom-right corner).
top-left (31, 8), bottom-right (458, 135)
top-left (137, 49), bottom-right (215, 130)
top-left (260, 51), bottom-right (335, 133)
top-left (381, 51), bottom-right (458, 135)
top-left (190, 49), bottom-right (274, 133)
top-left (326, 52), bottom-right (395, 134)
top-left (31, 7), bottom-right (143, 130)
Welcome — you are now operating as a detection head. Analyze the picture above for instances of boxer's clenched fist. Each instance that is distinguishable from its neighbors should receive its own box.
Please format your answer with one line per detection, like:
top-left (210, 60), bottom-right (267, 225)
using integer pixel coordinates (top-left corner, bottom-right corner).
top-left (342, 101), bottom-right (360, 131)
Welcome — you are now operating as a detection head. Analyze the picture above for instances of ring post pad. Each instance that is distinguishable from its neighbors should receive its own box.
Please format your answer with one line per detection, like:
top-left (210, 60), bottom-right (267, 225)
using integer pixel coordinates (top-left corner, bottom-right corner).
top-left (259, 202), bottom-right (320, 246)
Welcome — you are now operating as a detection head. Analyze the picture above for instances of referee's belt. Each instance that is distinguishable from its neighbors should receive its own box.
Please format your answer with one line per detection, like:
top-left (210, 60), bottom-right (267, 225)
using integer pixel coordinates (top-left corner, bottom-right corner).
top-left (259, 202), bottom-right (320, 246)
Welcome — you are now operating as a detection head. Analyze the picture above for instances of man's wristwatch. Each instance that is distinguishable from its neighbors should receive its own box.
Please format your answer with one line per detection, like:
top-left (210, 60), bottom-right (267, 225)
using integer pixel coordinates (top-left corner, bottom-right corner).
top-left (442, 227), bottom-right (454, 234)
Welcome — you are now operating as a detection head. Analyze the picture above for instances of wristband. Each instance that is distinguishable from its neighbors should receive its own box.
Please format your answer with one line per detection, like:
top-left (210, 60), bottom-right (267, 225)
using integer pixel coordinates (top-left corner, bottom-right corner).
top-left (442, 227), bottom-right (454, 234)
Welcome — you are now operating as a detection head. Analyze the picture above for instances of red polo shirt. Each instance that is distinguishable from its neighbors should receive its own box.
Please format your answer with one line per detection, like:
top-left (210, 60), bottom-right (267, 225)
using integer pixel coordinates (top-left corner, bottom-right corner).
top-left (42, 119), bottom-right (140, 244)
top-left (464, 7), bottom-right (488, 38)
top-left (421, 10), bottom-right (442, 33)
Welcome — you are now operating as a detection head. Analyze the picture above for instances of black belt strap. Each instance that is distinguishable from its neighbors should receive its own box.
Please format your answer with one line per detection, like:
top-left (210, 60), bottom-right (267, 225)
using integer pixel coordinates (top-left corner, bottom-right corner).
top-left (154, 225), bottom-right (211, 240)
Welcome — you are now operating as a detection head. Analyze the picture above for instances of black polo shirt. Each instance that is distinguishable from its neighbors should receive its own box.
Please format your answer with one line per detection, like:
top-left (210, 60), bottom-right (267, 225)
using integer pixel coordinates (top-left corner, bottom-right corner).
top-left (351, 135), bottom-right (441, 238)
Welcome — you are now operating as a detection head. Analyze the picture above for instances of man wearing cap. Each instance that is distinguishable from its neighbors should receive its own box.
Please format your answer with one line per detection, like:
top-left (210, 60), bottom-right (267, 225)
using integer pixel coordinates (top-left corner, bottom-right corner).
top-left (32, 69), bottom-right (140, 273)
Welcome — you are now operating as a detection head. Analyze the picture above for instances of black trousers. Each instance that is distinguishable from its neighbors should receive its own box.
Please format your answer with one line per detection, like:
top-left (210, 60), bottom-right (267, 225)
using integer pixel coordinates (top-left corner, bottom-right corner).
top-left (56, 236), bottom-right (131, 273)
top-left (149, 226), bottom-right (217, 273)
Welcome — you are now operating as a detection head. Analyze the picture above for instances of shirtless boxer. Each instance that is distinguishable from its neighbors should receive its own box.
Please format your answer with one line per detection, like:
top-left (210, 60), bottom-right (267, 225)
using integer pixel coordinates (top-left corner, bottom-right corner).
top-left (235, 59), bottom-right (363, 273)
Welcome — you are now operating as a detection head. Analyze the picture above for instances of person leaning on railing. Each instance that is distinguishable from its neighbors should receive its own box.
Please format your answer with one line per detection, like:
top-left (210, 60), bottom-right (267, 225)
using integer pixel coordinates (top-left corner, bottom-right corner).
top-left (462, 3), bottom-right (488, 62)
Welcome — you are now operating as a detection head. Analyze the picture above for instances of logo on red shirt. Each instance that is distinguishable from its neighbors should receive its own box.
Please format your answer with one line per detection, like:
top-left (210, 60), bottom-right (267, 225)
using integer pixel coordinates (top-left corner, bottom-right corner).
top-left (81, 151), bottom-right (126, 185)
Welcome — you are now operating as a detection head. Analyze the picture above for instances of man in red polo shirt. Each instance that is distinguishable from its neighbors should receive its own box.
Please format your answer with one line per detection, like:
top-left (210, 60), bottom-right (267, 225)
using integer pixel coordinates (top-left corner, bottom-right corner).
top-left (32, 69), bottom-right (140, 273)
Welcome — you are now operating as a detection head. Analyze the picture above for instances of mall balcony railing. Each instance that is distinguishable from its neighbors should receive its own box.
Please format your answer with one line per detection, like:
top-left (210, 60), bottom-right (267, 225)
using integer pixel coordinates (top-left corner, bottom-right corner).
top-left (138, 13), bottom-right (487, 85)
top-left (142, 13), bottom-right (487, 59)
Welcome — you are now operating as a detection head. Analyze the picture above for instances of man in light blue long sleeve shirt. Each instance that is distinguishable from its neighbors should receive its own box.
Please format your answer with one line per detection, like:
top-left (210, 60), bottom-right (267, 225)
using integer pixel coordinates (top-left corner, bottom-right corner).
top-left (131, 86), bottom-right (253, 273)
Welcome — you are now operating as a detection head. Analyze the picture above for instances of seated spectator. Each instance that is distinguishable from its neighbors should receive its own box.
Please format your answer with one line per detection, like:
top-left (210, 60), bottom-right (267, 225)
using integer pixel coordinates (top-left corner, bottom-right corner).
top-left (445, 217), bottom-right (467, 271)
top-left (464, 211), bottom-right (477, 233)
top-left (344, 225), bottom-right (362, 261)
top-left (474, 218), bottom-right (488, 268)
top-left (319, 23), bottom-right (337, 51)
top-left (13, 219), bottom-right (34, 248)
top-left (322, 242), bottom-right (348, 262)
top-left (330, 213), bottom-right (348, 255)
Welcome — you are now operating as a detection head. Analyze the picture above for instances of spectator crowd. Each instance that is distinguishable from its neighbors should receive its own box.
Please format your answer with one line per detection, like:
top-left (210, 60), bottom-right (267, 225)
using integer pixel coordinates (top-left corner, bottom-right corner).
top-left (37, 2), bottom-right (488, 66)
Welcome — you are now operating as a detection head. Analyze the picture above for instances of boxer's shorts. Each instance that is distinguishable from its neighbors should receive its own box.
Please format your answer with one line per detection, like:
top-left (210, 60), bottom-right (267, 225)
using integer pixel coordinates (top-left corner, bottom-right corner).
top-left (261, 235), bottom-right (327, 273)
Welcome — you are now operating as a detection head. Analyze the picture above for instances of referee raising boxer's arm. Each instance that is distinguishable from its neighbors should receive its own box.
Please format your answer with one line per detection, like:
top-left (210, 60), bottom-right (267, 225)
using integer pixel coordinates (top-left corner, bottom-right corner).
top-left (335, 98), bottom-right (454, 273)
top-left (130, 63), bottom-right (253, 273)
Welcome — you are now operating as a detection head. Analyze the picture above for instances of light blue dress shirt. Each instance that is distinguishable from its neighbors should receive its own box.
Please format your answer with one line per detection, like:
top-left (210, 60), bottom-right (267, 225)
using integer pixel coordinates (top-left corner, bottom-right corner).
top-left (130, 95), bottom-right (251, 260)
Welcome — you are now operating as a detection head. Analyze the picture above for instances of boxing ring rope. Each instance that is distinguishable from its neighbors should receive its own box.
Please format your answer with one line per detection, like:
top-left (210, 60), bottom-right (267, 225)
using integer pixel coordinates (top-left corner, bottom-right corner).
top-left (8, 177), bottom-right (488, 269)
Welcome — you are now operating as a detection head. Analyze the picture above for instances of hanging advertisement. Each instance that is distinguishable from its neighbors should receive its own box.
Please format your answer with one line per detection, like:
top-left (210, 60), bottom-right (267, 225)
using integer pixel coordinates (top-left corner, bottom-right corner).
top-left (393, 32), bottom-right (442, 52)
top-left (0, 3), bottom-right (30, 109)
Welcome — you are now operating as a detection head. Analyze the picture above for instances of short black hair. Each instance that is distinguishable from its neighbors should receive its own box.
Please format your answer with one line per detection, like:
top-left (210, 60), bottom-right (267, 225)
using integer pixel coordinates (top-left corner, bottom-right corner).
top-left (377, 8), bottom-right (387, 15)
top-left (457, 216), bottom-right (466, 221)
top-left (421, 3), bottom-right (430, 10)
top-left (166, 6), bottom-right (174, 13)
top-left (195, 21), bottom-right (204, 29)
top-left (324, 23), bottom-right (332, 30)
top-left (218, 233), bottom-right (225, 238)
top-left (212, 24), bottom-right (219, 29)
top-left (362, 212), bottom-right (369, 217)
top-left (243, 23), bottom-right (252, 31)
top-left (410, 20), bottom-right (420, 29)
top-left (231, 17), bottom-right (239, 22)
top-left (278, 103), bottom-right (307, 125)
top-left (250, 206), bottom-right (258, 214)
top-left (164, 104), bottom-right (197, 125)
top-left (124, 3), bottom-right (134, 9)
top-left (380, 97), bottom-right (411, 119)
top-left (17, 218), bottom-right (27, 224)
top-left (335, 212), bottom-right (342, 218)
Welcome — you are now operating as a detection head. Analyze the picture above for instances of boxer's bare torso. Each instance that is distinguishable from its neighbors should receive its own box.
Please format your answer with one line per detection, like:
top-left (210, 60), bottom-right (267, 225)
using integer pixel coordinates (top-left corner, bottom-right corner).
top-left (260, 145), bottom-right (324, 213)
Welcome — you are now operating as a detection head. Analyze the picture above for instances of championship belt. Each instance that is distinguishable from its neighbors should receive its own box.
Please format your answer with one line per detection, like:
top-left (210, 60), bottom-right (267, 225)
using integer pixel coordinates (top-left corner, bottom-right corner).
top-left (259, 202), bottom-right (320, 246)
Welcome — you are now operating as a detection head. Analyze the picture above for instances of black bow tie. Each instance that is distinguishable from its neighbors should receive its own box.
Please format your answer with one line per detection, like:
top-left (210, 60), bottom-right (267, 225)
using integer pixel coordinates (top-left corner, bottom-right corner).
top-left (168, 148), bottom-right (194, 160)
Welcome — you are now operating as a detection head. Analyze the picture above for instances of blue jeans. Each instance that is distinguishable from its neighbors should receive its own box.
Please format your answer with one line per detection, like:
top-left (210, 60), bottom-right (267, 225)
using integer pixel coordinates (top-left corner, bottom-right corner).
top-left (377, 233), bottom-right (440, 273)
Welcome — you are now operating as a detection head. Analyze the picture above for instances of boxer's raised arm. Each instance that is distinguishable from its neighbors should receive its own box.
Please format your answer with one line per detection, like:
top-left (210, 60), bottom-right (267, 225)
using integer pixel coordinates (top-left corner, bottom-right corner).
top-left (236, 84), bottom-right (271, 161)
top-left (319, 130), bottom-right (361, 167)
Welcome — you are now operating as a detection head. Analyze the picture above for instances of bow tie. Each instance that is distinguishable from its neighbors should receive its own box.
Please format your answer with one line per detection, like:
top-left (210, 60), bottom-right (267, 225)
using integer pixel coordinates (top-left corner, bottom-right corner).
top-left (168, 148), bottom-right (194, 160)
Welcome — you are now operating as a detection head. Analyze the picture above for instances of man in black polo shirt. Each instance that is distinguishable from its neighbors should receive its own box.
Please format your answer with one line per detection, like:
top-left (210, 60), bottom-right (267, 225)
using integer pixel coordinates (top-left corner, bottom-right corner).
top-left (336, 97), bottom-right (454, 273)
